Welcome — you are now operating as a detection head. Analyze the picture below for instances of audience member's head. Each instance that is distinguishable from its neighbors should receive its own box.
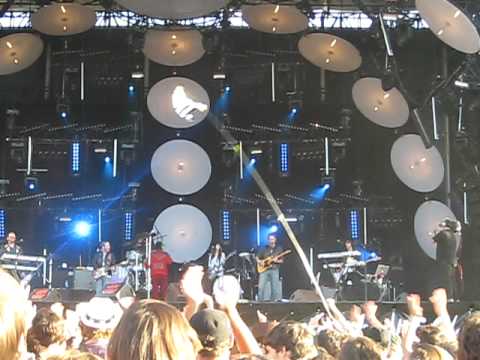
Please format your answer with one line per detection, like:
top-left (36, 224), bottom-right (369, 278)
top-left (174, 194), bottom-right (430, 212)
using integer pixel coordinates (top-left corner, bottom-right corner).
top-left (312, 347), bottom-right (335, 360)
top-left (190, 309), bottom-right (233, 360)
top-left (46, 349), bottom-right (102, 360)
top-left (0, 270), bottom-right (29, 360)
top-left (27, 307), bottom-right (66, 356)
top-left (108, 299), bottom-right (200, 360)
top-left (315, 329), bottom-right (348, 358)
top-left (416, 325), bottom-right (457, 356)
top-left (338, 336), bottom-right (383, 360)
top-left (265, 321), bottom-right (318, 360)
top-left (458, 311), bottom-right (480, 360)
top-left (410, 343), bottom-right (453, 360)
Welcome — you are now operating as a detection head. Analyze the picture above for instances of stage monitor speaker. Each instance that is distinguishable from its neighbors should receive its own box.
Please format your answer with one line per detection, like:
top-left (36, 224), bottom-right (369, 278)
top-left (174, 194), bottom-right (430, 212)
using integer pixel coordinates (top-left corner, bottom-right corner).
top-left (99, 282), bottom-right (135, 302)
top-left (73, 268), bottom-right (95, 290)
top-left (30, 288), bottom-right (94, 304)
top-left (289, 287), bottom-right (336, 302)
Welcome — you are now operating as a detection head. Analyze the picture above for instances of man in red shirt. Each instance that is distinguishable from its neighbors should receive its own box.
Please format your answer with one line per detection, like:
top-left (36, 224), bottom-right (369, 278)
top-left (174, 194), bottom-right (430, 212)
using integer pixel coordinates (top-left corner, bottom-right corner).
top-left (150, 241), bottom-right (173, 300)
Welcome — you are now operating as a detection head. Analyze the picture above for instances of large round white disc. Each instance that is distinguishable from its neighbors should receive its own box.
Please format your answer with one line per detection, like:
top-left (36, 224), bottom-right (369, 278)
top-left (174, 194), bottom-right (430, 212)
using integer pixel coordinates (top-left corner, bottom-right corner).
top-left (147, 77), bottom-right (210, 129)
top-left (0, 33), bottom-right (44, 75)
top-left (352, 77), bottom-right (409, 128)
top-left (391, 134), bottom-right (444, 193)
top-left (242, 4), bottom-right (308, 34)
top-left (416, 0), bottom-right (480, 54)
top-left (116, 0), bottom-right (228, 19)
top-left (32, 3), bottom-right (96, 36)
top-left (151, 140), bottom-right (212, 195)
top-left (414, 200), bottom-right (457, 259)
top-left (143, 29), bottom-right (205, 67)
top-left (153, 204), bottom-right (212, 263)
top-left (298, 33), bottom-right (362, 72)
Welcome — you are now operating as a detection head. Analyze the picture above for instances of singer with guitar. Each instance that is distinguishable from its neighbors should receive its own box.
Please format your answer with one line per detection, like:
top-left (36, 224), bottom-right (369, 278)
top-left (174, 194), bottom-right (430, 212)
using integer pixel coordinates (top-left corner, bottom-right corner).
top-left (256, 234), bottom-right (289, 301)
top-left (92, 241), bottom-right (116, 295)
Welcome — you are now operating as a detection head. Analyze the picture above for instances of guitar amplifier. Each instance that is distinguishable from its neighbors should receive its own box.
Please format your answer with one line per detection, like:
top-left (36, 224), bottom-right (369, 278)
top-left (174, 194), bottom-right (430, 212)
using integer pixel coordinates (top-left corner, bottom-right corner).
top-left (73, 268), bottom-right (95, 290)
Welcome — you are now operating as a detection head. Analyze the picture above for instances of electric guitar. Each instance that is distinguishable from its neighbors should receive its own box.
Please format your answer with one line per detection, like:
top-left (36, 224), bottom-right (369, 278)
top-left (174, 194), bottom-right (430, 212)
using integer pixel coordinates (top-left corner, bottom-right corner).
top-left (93, 260), bottom-right (127, 280)
top-left (257, 250), bottom-right (292, 273)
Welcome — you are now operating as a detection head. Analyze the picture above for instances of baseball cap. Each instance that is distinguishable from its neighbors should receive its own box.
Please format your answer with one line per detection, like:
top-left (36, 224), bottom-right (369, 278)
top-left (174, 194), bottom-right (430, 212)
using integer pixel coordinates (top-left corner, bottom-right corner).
top-left (190, 309), bottom-right (233, 349)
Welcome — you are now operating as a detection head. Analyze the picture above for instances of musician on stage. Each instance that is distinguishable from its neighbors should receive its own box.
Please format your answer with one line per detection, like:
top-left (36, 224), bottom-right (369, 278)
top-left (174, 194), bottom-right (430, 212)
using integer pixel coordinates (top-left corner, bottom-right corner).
top-left (92, 241), bottom-right (116, 295)
top-left (150, 241), bottom-right (173, 300)
top-left (208, 243), bottom-right (226, 281)
top-left (256, 234), bottom-right (283, 301)
top-left (1, 231), bottom-right (23, 281)
top-left (2, 232), bottom-right (22, 255)
top-left (431, 218), bottom-right (461, 298)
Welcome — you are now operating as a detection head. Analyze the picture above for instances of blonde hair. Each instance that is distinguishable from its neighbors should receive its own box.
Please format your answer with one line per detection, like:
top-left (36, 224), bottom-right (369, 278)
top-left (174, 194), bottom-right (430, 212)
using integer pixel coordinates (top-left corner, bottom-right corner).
top-left (458, 312), bottom-right (480, 360)
top-left (338, 336), bottom-right (383, 360)
top-left (0, 270), bottom-right (28, 360)
top-left (108, 300), bottom-right (200, 360)
top-left (265, 321), bottom-right (318, 360)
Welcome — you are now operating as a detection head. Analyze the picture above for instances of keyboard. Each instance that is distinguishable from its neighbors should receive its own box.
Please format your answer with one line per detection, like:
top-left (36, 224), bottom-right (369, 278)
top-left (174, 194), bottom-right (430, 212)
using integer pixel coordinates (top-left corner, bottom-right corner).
top-left (317, 250), bottom-right (361, 260)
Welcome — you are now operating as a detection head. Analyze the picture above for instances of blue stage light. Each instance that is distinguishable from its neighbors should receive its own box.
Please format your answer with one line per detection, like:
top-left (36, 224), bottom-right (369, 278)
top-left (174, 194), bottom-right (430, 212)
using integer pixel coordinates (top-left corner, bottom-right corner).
top-left (124, 212), bottom-right (134, 241)
top-left (249, 158), bottom-right (256, 166)
top-left (225, 86), bottom-right (231, 92)
top-left (0, 209), bottom-right (5, 238)
top-left (128, 85), bottom-right (135, 93)
top-left (280, 143), bottom-right (289, 175)
top-left (72, 142), bottom-right (80, 174)
top-left (310, 183), bottom-right (331, 201)
top-left (291, 107), bottom-right (298, 114)
top-left (60, 111), bottom-right (67, 119)
top-left (269, 224), bottom-right (279, 233)
top-left (350, 209), bottom-right (360, 240)
top-left (74, 221), bottom-right (91, 237)
top-left (104, 156), bottom-right (111, 163)
top-left (222, 210), bottom-right (231, 241)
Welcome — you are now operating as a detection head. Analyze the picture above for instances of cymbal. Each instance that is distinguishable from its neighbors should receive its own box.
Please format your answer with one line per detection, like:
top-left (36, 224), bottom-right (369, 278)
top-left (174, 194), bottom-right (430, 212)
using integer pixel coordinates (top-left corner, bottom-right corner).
top-left (416, 0), bottom-right (480, 54)
top-left (0, 33), bottom-right (44, 75)
top-left (150, 140), bottom-right (212, 195)
top-left (143, 29), bottom-right (205, 67)
top-left (31, 3), bottom-right (96, 36)
top-left (147, 77), bottom-right (210, 129)
top-left (352, 77), bottom-right (409, 128)
top-left (116, 0), bottom-right (228, 19)
top-left (391, 134), bottom-right (444, 193)
top-left (152, 204), bottom-right (212, 263)
top-left (241, 4), bottom-right (308, 34)
top-left (298, 33), bottom-right (362, 72)
top-left (414, 200), bottom-right (457, 260)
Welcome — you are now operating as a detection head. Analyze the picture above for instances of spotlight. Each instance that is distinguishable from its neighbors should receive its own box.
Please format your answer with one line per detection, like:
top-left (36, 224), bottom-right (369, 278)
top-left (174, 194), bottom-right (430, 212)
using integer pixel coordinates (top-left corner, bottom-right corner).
top-left (104, 156), bottom-right (111, 163)
top-left (60, 111), bottom-right (67, 119)
top-left (24, 177), bottom-right (38, 192)
top-left (225, 86), bottom-right (231, 92)
top-left (74, 221), bottom-right (91, 237)
top-left (249, 158), bottom-right (256, 166)
top-left (128, 85), bottom-right (135, 93)
top-left (291, 107), bottom-right (298, 114)
top-left (269, 224), bottom-right (279, 233)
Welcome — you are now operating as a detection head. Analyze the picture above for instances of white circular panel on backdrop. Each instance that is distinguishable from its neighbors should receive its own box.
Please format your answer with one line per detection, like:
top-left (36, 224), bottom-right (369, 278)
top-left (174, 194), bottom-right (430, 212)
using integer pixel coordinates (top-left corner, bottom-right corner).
top-left (32, 3), bottom-right (96, 36)
top-left (352, 77), bottom-right (409, 128)
top-left (391, 134), bottom-right (444, 193)
top-left (151, 140), bottom-right (212, 195)
top-left (147, 77), bottom-right (210, 129)
top-left (116, 0), bottom-right (228, 19)
top-left (241, 4), bottom-right (308, 34)
top-left (414, 200), bottom-right (457, 260)
top-left (298, 33), bottom-right (362, 72)
top-left (143, 29), bottom-right (205, 67)
top-left (152, 204), bottom-right (212, 263)
top-left (0, 33), bottom-right (44, 75)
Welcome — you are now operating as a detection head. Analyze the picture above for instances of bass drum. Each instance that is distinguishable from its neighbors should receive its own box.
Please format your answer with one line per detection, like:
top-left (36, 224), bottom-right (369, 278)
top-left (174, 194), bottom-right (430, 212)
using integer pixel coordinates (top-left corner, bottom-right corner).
top-left (340, 272), bottom-right (381, 301)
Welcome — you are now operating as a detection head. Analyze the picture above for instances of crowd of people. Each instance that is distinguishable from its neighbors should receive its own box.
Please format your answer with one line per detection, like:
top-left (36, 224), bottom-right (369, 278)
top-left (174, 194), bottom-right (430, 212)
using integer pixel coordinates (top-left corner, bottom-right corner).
top-left (2, 262), bottom-right (480, 360)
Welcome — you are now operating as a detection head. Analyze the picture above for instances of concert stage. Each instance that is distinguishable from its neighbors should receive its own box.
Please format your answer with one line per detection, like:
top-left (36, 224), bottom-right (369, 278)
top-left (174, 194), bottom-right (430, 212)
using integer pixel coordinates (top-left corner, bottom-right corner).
top-left (30, 287), bottom-right (480, 326)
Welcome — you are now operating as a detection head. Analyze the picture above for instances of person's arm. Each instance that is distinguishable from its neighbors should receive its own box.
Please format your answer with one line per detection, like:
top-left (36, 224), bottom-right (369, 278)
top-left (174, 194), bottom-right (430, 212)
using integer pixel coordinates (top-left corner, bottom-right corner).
top-left (429, 288), bottom-right (455, 340)
top-left (224, 305), bottom-right (263, 355)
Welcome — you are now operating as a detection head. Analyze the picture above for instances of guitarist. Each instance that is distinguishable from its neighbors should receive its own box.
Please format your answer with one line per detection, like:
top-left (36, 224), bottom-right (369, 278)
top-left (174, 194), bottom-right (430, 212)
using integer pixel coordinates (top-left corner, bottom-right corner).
top-left (256, 234), bottom-right (283, 301)
top-left (93, 241), bottom-right (116, 295)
